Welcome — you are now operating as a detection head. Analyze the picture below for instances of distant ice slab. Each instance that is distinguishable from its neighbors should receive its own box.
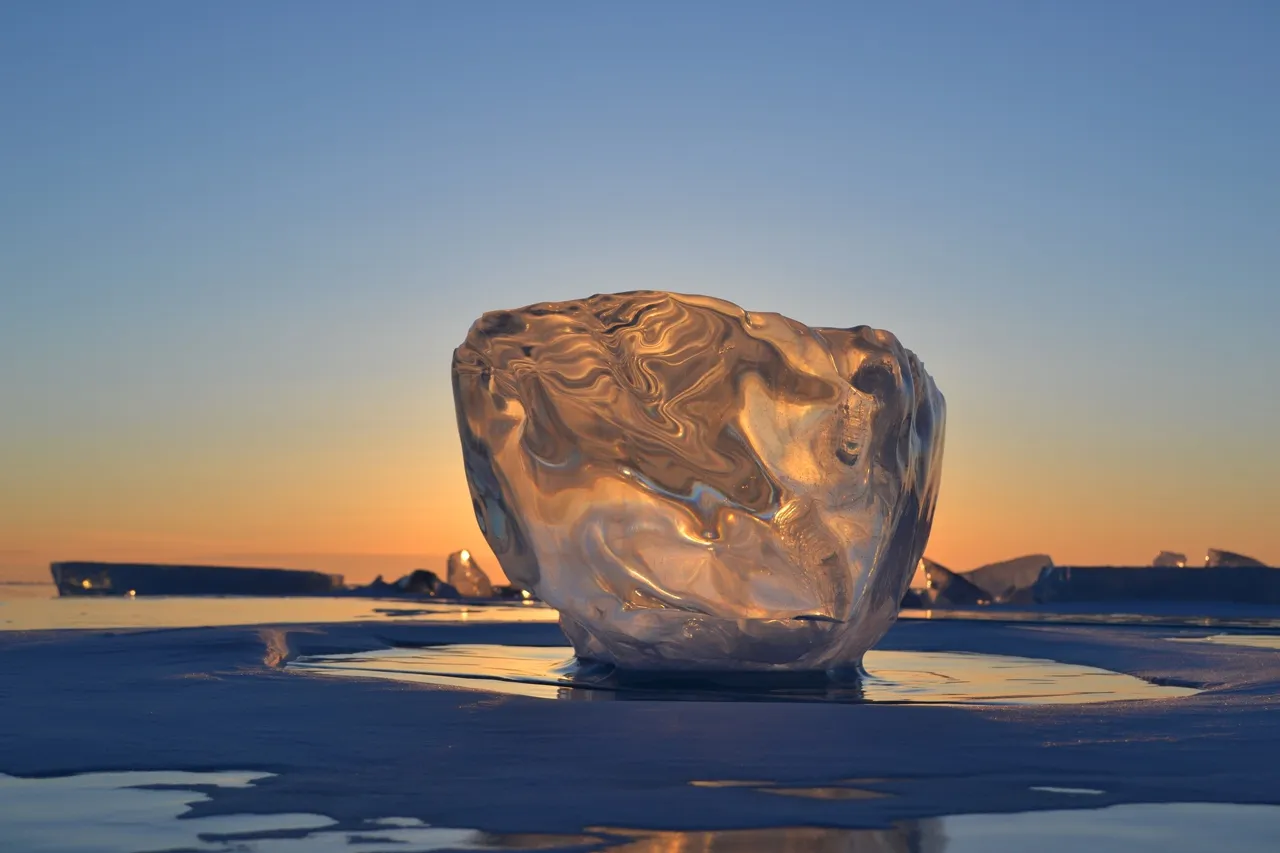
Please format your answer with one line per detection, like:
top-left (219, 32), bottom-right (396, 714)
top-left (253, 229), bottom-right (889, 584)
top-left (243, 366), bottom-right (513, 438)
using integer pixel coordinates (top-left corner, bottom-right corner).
top-left (452, 291), bottom-right (945, 671)
top-left (1205, 548), bottom-right (1266, 568)
top-left (49, 561), bottom-right (344, 598)
top-left (1033, 564), bottom-right (1280, 605)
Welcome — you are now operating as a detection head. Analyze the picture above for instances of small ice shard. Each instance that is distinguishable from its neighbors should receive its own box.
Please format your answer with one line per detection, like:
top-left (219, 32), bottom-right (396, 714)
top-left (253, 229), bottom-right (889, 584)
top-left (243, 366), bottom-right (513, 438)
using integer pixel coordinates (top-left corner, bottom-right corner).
top-left (1153, 551), bottom-right (1187, 568)
top-left (447, 549), bottom-right (495, 598)
top-left (453, 291), bottom-right (945, 671)
top-left (1205, 548), bottom-right (1266, 568)
top-left (908, 557), bottom-right (935, 592)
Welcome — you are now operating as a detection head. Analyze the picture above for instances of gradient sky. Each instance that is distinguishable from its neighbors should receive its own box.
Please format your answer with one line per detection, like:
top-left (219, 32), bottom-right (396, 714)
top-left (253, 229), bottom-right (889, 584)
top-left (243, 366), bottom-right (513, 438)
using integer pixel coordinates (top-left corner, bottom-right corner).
top-left (2, 1), bottom-right (1278, 584)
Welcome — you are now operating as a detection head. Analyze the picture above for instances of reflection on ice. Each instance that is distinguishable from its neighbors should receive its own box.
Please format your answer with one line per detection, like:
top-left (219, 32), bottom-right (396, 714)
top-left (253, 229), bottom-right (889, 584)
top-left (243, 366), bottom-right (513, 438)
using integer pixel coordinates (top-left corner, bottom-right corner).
top-left (933, 803), bottom-right (1280, 853)
top-left (1169, 633), bottom-right (1280, 650)
top-left (288, 644), bottom-right (1198, 705)
top-left (3, 771), bottom-right (1279, 853)
top-left (0, 771), bottom-right (595, 852)
top-left (0, 597), bottom-right (560, 632)
top-left (7, 591), bottom-right (1280, 635)
top-left (592, 825), bottom-right (933, 852)
top-left (603, 805), bottom-right (1280, 852)
top-left (756, 787), bottom-right (891, 800)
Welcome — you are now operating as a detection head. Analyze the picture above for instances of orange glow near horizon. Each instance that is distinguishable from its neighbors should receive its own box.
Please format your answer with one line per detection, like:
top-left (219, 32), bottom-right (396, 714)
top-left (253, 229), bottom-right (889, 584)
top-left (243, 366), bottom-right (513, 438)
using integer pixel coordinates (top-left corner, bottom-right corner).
top-left (3, 400), bottom-right (1278, 586)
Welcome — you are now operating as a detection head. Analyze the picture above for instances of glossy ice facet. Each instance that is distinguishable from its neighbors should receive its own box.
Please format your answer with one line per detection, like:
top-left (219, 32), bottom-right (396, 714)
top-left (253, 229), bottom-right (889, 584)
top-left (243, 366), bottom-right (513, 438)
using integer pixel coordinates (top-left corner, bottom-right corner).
top-left (446, 549), bottom-right (494, 598)
top-left (452, 292), bottom-right (945, 671)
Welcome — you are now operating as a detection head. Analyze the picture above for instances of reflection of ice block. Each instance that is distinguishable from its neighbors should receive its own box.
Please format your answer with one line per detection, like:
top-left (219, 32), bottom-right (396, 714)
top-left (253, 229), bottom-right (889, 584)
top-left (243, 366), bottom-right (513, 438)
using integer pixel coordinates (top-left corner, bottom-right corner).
top-left (452, 292), bottom-right (945, 671)
top-left (447, 549), bottom-right (494, 598)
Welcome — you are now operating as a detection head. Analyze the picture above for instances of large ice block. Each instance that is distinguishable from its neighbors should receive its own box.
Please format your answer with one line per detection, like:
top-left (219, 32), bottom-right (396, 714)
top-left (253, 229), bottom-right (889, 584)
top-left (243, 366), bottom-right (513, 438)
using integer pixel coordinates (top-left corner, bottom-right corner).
top-left (452, 292), bottom-right (945, 671)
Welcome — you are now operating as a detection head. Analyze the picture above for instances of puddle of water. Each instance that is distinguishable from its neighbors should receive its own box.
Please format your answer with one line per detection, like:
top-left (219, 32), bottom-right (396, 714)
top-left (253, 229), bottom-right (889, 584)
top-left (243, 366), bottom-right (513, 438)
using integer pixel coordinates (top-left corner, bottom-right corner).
top-left (10, 591), bottom-right (1279, 635)
top-left (0, 597), bottom-right (559, 632)
top-left (1169, 634), bottom-right (1280, 651)
top-left (288, 643), bottom-right (1199, 705)
top-left (3, 771), bottom-right (1278, 853)
top-left (10, 581), bottom-right (1280, 635)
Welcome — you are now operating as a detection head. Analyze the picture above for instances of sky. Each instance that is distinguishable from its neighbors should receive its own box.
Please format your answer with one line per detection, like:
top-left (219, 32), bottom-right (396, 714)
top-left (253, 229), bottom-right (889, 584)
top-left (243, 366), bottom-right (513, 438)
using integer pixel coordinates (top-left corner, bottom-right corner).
top-left (1, 1), bottom-right (1278, 584)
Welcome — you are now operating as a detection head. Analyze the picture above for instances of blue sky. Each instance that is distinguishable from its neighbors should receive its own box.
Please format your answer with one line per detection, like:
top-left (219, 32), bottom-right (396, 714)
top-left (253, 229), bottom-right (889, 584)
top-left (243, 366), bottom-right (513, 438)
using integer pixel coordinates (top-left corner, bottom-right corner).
top-left (2, 1), bottom-right (1277, 576)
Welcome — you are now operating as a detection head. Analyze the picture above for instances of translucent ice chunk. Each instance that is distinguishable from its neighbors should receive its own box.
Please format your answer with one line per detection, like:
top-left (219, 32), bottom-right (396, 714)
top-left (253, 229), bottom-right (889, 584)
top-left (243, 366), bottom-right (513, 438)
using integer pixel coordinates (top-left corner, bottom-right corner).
top-left (447, 549), bottom-right (494, 598)
top-left (1205, 548), bottom-right (1266, 568)
top-left (452, 292), bottom-right (945, 671)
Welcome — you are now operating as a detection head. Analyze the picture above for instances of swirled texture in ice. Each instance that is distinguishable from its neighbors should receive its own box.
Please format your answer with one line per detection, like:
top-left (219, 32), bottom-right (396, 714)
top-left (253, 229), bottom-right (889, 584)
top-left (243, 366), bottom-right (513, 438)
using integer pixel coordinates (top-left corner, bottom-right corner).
top-left (452, 292), bottom-right (945, 671)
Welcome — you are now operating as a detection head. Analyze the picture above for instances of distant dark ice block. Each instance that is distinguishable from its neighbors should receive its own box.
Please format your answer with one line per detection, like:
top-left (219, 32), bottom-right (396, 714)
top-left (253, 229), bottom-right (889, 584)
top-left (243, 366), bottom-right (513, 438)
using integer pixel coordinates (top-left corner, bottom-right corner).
top-left (919, 560), bottom-right (989, 607)
top-left (1033, 565), bottom-right (1280, 605)
top-left (452, 291), bottom-right (945, 671)
top-left (50, 561), bottom-right (344, 597)
top-left (963, 554), bottom-right (1054, 604)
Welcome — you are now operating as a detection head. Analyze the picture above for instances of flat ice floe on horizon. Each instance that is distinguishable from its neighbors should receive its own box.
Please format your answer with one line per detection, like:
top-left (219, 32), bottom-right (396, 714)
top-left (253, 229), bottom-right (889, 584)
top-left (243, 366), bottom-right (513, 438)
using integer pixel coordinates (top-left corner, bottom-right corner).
top-left (453, 291), bottom-right (944, 671)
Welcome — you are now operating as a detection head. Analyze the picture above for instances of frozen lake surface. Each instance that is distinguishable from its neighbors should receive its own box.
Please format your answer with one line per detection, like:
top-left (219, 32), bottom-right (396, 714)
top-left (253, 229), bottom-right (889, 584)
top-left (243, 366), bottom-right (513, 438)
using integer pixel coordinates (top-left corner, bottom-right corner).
top-left (2, 594), bottom-right (1279, 851)
top-left (5, 768), bottom-right (1280, 852)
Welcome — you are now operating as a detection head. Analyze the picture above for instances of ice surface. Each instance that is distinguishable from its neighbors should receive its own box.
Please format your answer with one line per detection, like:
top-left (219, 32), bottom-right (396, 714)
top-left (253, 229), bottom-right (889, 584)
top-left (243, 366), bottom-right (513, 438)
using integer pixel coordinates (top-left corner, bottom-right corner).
top-left (446, 550), bottom-right (494, 598)
top-left (452, 291), bottom-right (945, 671)
top-left (5, 620), bottom-right (1278, 840)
